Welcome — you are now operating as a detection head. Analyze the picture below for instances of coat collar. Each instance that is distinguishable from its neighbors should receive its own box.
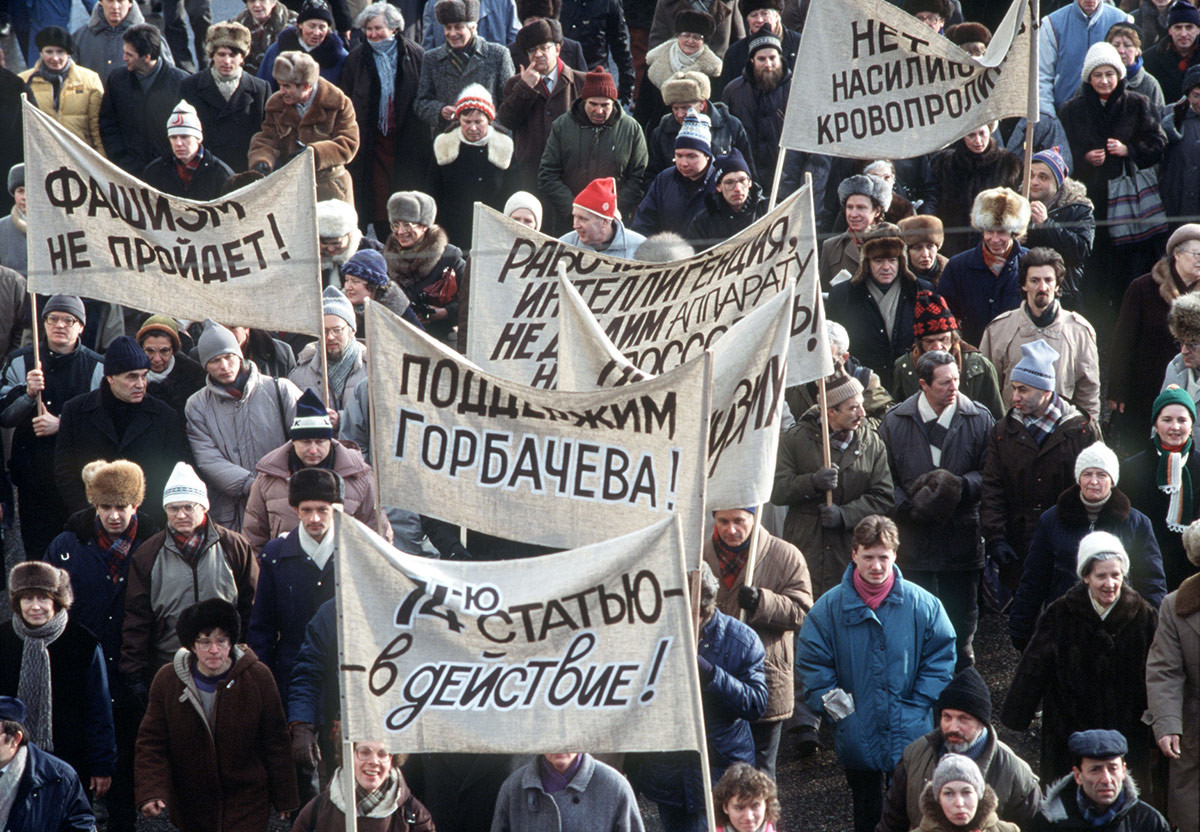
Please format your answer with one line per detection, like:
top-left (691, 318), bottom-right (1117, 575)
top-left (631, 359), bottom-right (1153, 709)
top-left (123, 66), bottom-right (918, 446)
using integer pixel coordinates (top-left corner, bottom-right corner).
top-left (517, 753), bottom-right (597, 795)
top-left (433, 128), bottom-right (514, 169)
top-left (1176, 572), bottom-right (1200, 617)
top-left (894, 391), bottom-right (982, 421)
top-left (1151, 256), bottom-right (1196, 306)
top-left (644, 41), bottom-right (722, 90)
top-left (1055, 484), bottom-right (1132, 525)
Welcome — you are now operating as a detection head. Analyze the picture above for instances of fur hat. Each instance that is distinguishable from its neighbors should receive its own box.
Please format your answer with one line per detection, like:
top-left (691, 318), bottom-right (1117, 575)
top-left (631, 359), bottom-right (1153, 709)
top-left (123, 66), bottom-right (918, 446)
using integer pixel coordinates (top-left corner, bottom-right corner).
top-left (1081, 41), bottom-right (1125, 84)
top-left (516, 0), bottom-right (560, 20)
top-left (288, 467), bottom-right (344, 506)
top-left (82, 459), bottom-right (146, 508)
top-left (34, 26), bottom-right (73, 54)
top-left (163, 461), bottom-right (209, 510)
top-left (824, 369), bottom-right (864, 408)
top-left (898, 215), bottom-right (944, 248)
top-left (906, 0), bottom-right (952, 18)
top-left (913, 290), bottom-right (958, 338)
top-left (859, 222), bottom-right (905, 261)
top-left (205, 20), bottom-right (251, 56)
top-left (8, 562), bottom-right (73, 613)
top-left (838, 173), bottom-right (892, 213)
top-left (662, 70), bottom-right (711, 105)
top-left (634, 232), bottom-right (694, 263)
top-left (272, 50), bottom-right (319, 86)
top-left (945, 22), bottom-right (991, 48)
top-left (1167, 223), bottom-right (1200, 257)
top-left (1075, 442), bottom-right (1120, 487)
top-left (738, 0), bottom-right (782, 18)
top-left (435, 0), bottom-right (480, 25)
top-left (1169, 292), bottom-right (1200, 346)
top-left (7, 164), bottom-right (23, 197)
top-left (388, 190), bottom-right (436, 227)
top-left (137, 314), bottom-right (182, 352)
top-left (935, 667), bottom-right (991, 725)
top-left (932, 754), bottom-right (985, 797)
top-left (176, 598), bottom-right (241, 647)
top-left (910, 469), bottom-right (963, 524)
top-left (1182, 519), bottom-right (1200, 567)
top-left (453, 83), bottom-right (495, 121)
top-left (1076, 530), bottom-right (1130, 579)
top-left (674, 8), bottom-right (714, 38)
top-left (515, 18), bottom-right (561, 52)
top-left (970, 187), bottom-right (1030, 235)
top-left (297, 0), bottom-right (334, 25)
top-left (316, 199), bottom-right (358, 239)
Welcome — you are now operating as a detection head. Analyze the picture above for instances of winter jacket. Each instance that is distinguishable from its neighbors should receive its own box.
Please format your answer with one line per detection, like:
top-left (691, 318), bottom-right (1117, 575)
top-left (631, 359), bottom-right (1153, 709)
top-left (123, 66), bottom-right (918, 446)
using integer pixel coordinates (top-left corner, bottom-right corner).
top-left (248, 78), bottom-right (360, 204)
top-left (877, 727), bottom-right (1038, 832)
top-left (772, 406), bottom-right (894, 597)
top-left (927, 141), bottom-right (1022, 256)
top-left (1009, 485), bottom-right (1165, 643)
top-left (720, 65), bottom-right (790, 180)
top-left (1003, 112), bottom-right (1075, 176)
top-left (146, 351), bottom-right (207, 417)
top-left (432, 128), bottom-right (517, 246)
top-left (1144, 575), bottom-right (1200, 832)
top-left (631, 162), bottom-right (718, 237)
top-left (1145, 36), bottom-right (1200, 106)
top-left (644, 102), bottom-right (753, 187)
top-left (0, 619), bottom-right (116, 780)
top-left (383, 225), bottom-right (466, 341)
top-left (286, 598), bottom-right (336, 727)
top-left (826, 265), bottom-right (934, 382)
top-left (414, 35), bottom-right (514, 133)
top-left (799, 564), bottom-right (956, 772)
top-left (244, 329), bottom-right (297, 378)
top-left (44, 508), bottom-right (160, 704)
top-left (702, 529), bottom-right (812, 722)
top-left (538, 98), bottom-right (648, 230)
top-left (1121, 443), bottom-right (1200, 592)
top-left (293, 773), bottom-right (436, 832)
top-left (498, 65), bottom-right (585, 194)
top-left (288, 341), bottom-right (366, 416)
top-left (979, 301), bottom-right (1101, 420)
top-left (717, 25), bottom-right (800, 95)
top-left (687, 185), bottom-right (767, 249)
top-left (1031, 773), bottom-right (1169, 832)
top-left (1001, 582), bottom-right (1158, 781)
top-left (184, 363), bottom-right (301, 530)
top-left (231, 3), bottom-right (296, 75)
top-left (1124, 63), bottom-right (1165, 113)
top-left (491, 754), bottom-right (644, 832)
top-left (242, 440), bottom-right (380, 553)
top-left (258, 27), bottom-right (347, 89)
top-left (0, 742), bottom-right (95, 832)
top-left (72, 1), bottom-right (173, 81)
top-left (558, 221), bottom-right (647, 259)
top-left (98, 62), bottom-right (189, 175)
top-left (819, 232), bottom-right (860, 288)
top-left (140, 146), bottom-right (235, 200)
top-left (1163, 101), bottom-right (1200, 224)
top-left (0, 212), bottom-right (27, 275)
top-left (892, 346), bottom-right (1005, 420)
top-left (560, 0), bottom-right (635, 98)
top-left (938, 243), bottom-right (1027, 347)
top-left (179, 68), bottom-right (271, 172)
top-left (247, 528), bottom-right (335, 702)
top-left (54, 385), bottom-right (191, 520)
top-left (0, 266), bottom-right (25, 354)
top-left (1037, 1), bottom-right (1131, 113)
top-left (913, 784), bottom-right (1019, 832)
top-left (120, 518), bottom-right (258, 686)
top-left (1024, 179), bottom-right (1095, 305)
top-left (878, 392), bottom-right (994, 572)
top-left (134, 646), bottom-right (299, 832)
top-left (648, 0), bottom-right (742, 58)
top-left (19, 60), bottom-right (104, 153)
top-left (633, 41), bottom-right (722, 131)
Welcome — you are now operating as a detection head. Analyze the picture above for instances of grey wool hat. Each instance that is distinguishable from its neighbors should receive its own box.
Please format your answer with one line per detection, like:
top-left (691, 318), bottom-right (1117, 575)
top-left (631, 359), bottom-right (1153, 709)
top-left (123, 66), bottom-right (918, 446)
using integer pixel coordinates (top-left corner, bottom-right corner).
top-left (435, 0), bottom-right (480, 24)
top-left (931, 754), bottom-right (985, 797)
top-left (7, 163), bottom-right (23, 196)
top-left (42, 294), bottom-right (86, 325)
top-left (323, 285), bottom-right (356, 332)
top-left (388, 191), bottom-right (436, 227)
top-left (837, 173), bottom-right (892, 213)
top-left (197, 319), bottom-right (243, 367)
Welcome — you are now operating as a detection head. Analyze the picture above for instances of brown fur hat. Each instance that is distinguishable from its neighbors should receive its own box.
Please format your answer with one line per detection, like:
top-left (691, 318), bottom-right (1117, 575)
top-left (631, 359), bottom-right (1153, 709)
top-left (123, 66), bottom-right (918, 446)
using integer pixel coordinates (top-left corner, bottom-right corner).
top-left (515, 18), bottom-right (561, 51)
top-left (662, 70), bottom-right (711, 105)
top-left (739, 0), bottom-right (782, 16)
top-left (435, 0), bottom-right (480, 24)
top-left (898, 215), bottom-right (944, 248)
top-left (859, 222), bottom-right (906, 261)
top-left (910, 469), bottom-right (963, 524)
top-left (970, 187), bottom-right (1030, 235)
top-left (516, 0), bottom-right (559, 20)
top-left (272, 50), bottom-right (319, 86)
top-left (82, 459), bottom-right (146, 508)
top-left (1169, 292), bottom-right (1200, 345)
top-left (205, 21), bottom-right (251, 57)
top-left (9, 562), bottom-right (74, 613)
top-left (946, 21), bottom-right (991, 48)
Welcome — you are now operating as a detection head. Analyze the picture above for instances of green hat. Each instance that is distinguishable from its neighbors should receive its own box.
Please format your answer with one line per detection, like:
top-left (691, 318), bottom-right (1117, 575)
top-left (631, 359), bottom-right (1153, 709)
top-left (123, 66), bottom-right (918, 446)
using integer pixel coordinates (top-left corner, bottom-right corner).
top-left (1153, 384), bottom-right (1196, 422)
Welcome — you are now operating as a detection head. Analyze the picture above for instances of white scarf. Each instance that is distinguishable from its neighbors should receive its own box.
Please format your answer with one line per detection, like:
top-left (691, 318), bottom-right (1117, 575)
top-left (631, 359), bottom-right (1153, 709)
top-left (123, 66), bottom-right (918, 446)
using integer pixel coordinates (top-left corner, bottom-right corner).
top-left (917, 393), bottom-right (956, 466)
top-left (148, 355), bottom-right (175, 384)
top-left (299, 523), bottom-right (335, 571)
top-left (668, 40), bottom-right (703, 74)
top-left (211, 66), bottom-right (241, 100)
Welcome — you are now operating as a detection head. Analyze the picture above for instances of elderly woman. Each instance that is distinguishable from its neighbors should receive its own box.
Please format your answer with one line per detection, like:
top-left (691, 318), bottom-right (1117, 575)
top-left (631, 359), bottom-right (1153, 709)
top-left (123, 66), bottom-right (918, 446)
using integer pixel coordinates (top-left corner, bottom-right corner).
top-left (913, 755), bottom-right (1018, 832)
top-left (135, 599), bottom-right (298, 832)
top-left (339, 249), bottom-right (422, 332)
top-left (384, 191), bottom-right (467, 343)
top-left (291, 742), bottom-right (434, 832)
top-left (258, 0), bottom-right (348, 88)
top-left (928, 122), bottom-right (1022, 256)
top-left (339, 2), bottom-right (428, 241)
top-left (819, 174), bottom-right (891, 287)
top-left (0, 562), bottom-right (115, 800)
top-left (861, 160), bottom-right (915, 225)
top-left (18, 27), bottom-right (104, 154)
top-left (636, 10), bottom-right (721, 132)
top-left (1001, 531), bottom-right (1159, 784)
top-left (231, 0), bottom-right (297, 74)
top-left (1009, 442), bottom-right (1165, 648)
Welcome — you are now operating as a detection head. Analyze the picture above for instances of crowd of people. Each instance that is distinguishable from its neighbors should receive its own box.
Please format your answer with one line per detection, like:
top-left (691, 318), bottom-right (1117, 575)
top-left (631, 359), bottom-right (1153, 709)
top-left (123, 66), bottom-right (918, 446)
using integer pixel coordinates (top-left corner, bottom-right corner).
top-left (0, 0), bottom-right (1198, 831)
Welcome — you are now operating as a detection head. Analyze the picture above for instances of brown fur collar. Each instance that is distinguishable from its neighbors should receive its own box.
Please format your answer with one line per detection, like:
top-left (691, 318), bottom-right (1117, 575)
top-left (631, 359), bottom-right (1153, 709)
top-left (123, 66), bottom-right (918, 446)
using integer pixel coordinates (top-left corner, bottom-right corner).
top-left (1176, 572), bottom-right (1200, 617)
top-left (1056, 484), bottom-right (1132, 524)
top-left (917, 782), bottom-right (1003, 832)
top-left (1062, 581), bottom-right (1146, 630)
top-left (1152, 257), bottom-right (1190, 305)
top-left (384, 225), bottom-right (450, 285)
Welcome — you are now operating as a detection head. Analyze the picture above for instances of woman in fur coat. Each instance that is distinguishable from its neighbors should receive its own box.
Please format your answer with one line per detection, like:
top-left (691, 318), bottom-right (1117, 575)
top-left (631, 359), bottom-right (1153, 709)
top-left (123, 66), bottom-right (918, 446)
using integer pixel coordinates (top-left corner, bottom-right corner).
top-left (634, 9), bottom-right (722, 130)
top-left (927, 123), bottom-right (1022, 256)
top-left (911, 755), bottom-right (1018, 832)
top-left (383, 191), bottom-right (467, 344)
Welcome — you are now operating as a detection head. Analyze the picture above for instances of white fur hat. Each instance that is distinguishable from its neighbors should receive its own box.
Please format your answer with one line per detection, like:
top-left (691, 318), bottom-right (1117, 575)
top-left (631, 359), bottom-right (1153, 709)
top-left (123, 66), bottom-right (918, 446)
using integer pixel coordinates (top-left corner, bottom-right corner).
top-left (316, 199), bottom-right (358, 239)
top-left (1076, 531), bottom-right (1130, 579)
top-left (970, 187), bottom-right (1030, 235)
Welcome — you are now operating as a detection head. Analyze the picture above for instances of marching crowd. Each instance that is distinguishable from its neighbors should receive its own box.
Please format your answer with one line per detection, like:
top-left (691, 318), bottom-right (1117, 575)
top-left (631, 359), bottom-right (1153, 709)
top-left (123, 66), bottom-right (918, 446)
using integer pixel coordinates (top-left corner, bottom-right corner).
top-left (0, 0), bottom-right (1198, 831)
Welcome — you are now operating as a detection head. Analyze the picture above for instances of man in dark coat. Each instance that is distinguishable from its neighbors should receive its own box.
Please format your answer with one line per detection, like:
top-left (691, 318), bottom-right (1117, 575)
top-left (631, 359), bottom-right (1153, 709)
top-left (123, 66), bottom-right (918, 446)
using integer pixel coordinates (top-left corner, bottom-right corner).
top-left (632, 107), bottom-right (719, 237)
top-left (0, 67), bottom-right (24, 217)
top-left (1144, 3), bottom-right (1200, 104)
top-left (717, 0), bottom-right (800, 94)
top-left (98, 24), bottom-right (189, 175)
top-left (721, 33), bottom-right (789, 179)
top-left (140, 101), bottom-right (235, 200)
top-left (878, 350), bottom-right (995, 670)
top-left (687, 149), bottom-right (766, 247)
top-left (1024, 148), bottom-right (1095, 310)
top-left (644, 69), bottom-right (755, 185)
top-left (559, 0), bottom-right (634, 100)
top-left (136, 315), bottom-right (207, 418)
top-left (0, 696), bottom-right (95, 832)
top-left (179, 21), bottom-right (270, 172)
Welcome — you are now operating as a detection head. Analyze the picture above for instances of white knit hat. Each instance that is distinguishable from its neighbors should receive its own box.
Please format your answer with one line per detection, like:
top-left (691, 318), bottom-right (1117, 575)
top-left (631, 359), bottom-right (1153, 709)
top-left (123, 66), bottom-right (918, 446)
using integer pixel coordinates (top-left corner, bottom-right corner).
top-left (1076, 530), bottom-right (1130, 579)
top-left (1074, 442), bottom-right (1120, 487)
top-left (1080, 41), bottom-right (1125, 84)
top-left (166, 100), bottom-right (204, 139)
top-left (163, 461), bottom-right (209, 510)
top-left (504, 190), bottom-right (543, 231)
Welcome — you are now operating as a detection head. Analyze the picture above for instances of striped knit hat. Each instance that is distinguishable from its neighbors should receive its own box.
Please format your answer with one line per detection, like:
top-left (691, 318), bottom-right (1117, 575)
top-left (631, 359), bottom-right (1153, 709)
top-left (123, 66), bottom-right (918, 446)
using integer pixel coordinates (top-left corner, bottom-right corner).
top-left (454, 83), bottom-right (495, 121)
top-left (675, 108), bottom-right (713, 158)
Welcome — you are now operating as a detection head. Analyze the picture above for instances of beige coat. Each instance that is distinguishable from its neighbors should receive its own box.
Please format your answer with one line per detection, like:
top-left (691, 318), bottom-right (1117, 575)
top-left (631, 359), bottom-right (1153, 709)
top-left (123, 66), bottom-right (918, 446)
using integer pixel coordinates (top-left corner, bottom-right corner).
top-left (819, 232), bottom-right (860, 288)
top-left (20, 60), bottom-right (105, 153)
top-left (979, 301), bottom-right (1101, 421)
top-left (1145, 574), bottom-right (1200, 832)
top-left (702, 529), bottom-right (812, 722)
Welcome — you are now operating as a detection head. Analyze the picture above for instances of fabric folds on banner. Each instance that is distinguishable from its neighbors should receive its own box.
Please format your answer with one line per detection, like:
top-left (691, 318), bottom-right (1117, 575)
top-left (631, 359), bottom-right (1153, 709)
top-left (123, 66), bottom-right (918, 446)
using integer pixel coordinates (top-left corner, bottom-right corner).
top-left (336, 512), bottom-right (707, 754)
top-left (558, 272), bottom-right (794, 511)
top-left (366, 302), bottom-right (711, 557)
top-left (22, 100), bottom-right (323, 335)
top-left (466, 186), bottom-right (825, 388)
top-left (779, 0), bottom-right (1031, 158)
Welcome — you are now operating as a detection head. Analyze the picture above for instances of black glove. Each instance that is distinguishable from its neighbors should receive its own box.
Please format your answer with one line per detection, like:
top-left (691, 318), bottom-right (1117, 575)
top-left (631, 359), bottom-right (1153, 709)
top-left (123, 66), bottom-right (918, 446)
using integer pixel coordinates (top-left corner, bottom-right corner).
top-left (290, 722), bottom-right (321, 769)
top-left (737, 585), bottom-right (760, 612)
top-left (819, 504), bottom-right (844, 529)
top-left (811, 465), bottom-right (839, 492)
top-left (987, 538), bottom-right (1019, 566)
top-left (252, 161), bottom-right (272, 175)
top-left (1010, 636), bottom-right (1029, 653)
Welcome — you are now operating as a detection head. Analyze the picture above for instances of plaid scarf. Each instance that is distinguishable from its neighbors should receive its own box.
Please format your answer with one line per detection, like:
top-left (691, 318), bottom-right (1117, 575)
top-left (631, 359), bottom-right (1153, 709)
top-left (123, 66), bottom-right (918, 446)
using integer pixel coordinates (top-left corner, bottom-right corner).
top-left (712, 528), bottom-right (750, 589)
top-left (446, 38), bottom-right (478, 76)
top-left (1021, 392), bottom-right (1062, 446)
top-left (831, 430), bottom-right (854, 452)
top-left (171, 523), bottom-right (208, 565)
top-left (356, 768), bottom-right (401, 816)
top-left (174, 148), bottom-right (204, 188)
top-left (95, 514), bottom-right (139, 584)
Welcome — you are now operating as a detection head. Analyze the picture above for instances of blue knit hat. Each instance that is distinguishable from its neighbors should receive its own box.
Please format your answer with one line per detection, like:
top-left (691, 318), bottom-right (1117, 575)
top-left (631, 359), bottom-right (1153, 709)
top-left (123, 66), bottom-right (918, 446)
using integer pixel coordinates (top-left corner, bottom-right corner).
top-left (1031, 147), bottom-right (1068, 186)
top-left (340, 249), bottom-right (389, 289)
top-left (291, 387), bottom-right (333, 440)
top-left (675, 107), bottom-right (713, 158)
top-left (715, 149), bottom-right (752, 182)
top-left (1011, 339), bottom-right (1058, 392)
top-left (104, 335), bottom-right (152, 376)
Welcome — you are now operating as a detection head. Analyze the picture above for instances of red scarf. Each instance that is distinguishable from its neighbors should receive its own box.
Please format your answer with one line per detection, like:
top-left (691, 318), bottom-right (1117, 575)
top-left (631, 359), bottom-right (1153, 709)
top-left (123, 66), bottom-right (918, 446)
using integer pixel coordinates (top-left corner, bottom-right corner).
top-left (712, 528), bottom-right (750, 589)
top-left (981, 241), bottom-right (1011, 275)
top-left (95, 514), bottom-right (139, 585)
top-left (852, 568), bottom-right (895, 610)
top-left (174, 148), bottom-right (203, 187)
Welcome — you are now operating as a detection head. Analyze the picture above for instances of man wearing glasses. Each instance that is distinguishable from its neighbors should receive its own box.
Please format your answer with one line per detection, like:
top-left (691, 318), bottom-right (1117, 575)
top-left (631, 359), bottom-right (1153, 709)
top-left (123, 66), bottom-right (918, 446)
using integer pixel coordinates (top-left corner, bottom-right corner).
top-left (289, 286), bottom-right (365, 424)
top-left (687, 149), bottom-right (764, 248)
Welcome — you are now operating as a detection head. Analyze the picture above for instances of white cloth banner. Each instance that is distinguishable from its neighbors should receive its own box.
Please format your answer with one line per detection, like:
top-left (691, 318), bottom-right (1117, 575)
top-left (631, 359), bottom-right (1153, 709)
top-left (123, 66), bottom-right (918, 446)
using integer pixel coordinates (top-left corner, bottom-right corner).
top-left (466, 186), bottom-right (830, 388)
top-left (336, 513), bottom-right (706, 754)
top-left (780, 0), bottom-right (1032, 158)
top-left (22, 100), bottom-right (323, 335)
top-left (558, 272), bottom-right (792, 511)
top-left (366, 302), bottom-right (710, 558)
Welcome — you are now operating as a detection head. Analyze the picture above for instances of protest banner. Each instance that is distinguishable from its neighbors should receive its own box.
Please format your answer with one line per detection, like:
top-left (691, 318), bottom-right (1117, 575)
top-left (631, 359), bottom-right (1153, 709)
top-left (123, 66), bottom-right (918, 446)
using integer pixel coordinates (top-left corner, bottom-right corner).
top-left (466, 186), bottom-right (826, 389)
top-left (336, 512), bottom-right (707, 755)
top-left (366, 302), bottom-right (711, 558)
top-left (779, 0), bottom-right (1033, 159)
top-left (558, 271), bottom-right (793, 511)
top-left (21, 100), bottom-right (324, 335)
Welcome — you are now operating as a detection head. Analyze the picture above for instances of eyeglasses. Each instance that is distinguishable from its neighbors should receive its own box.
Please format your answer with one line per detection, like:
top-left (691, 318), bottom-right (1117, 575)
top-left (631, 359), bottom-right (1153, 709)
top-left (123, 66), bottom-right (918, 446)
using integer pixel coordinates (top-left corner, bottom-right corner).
top-left (354, 746), bottom-right (392, 761)
top-left (391, 220), bottom-right (422, 231)
top-left (325, 324), bottom-right (351, 337)
top-left (195, 636), bottom-right (231, 650)
top-left (165, 503), bottom-right (202, 514)
top-left (720, 176), bottom-right (752, 188)
top-left (1177, 340), bottom-right (1200, 352)
top-left (44, 314), bottom-right (80, 327)
top-left (677, 32), bottom-right (704, 41)
top-left (1176, 248), bottom-right (1200, 260)
top-left (527, 43), bottom-right (556, 54)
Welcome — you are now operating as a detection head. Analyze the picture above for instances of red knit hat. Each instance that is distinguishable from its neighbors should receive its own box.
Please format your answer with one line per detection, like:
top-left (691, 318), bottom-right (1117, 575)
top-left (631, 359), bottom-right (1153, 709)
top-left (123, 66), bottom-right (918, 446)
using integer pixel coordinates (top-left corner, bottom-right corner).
top-left (913, 290), bottom-right (958, 338)
top-left (573, 177), bottom-right (618, 219)
top-left (580, 67), bottom-right (618, 101)
top-left (454, 83), bottom-right (495, 121)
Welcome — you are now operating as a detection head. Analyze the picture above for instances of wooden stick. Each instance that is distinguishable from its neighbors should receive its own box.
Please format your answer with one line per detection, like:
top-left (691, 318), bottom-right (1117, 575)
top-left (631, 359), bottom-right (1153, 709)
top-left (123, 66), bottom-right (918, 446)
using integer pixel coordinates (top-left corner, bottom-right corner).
top-left (818, 377), bottom-right (833, 507)
top-left (365, 300), bottom-right (386, 538)
top-left (768, 147), bottom-right (787, 211)
top-left (29, 294), bottom-right (45, 416)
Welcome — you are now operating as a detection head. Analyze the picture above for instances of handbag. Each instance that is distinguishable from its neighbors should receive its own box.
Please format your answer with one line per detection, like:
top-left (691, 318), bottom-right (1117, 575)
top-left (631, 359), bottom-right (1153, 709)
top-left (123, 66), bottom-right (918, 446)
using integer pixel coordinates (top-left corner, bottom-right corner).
top-left (420, 267), bottom-right (458, 307)
top-left (1107, 159), bottom-right (1168, 246)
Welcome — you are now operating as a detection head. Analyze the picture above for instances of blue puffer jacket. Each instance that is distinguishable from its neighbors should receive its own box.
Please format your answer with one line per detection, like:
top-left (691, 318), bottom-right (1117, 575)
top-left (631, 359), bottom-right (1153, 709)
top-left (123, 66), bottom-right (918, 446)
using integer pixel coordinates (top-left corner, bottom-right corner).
top-left (938, 242), bottom-right (1028, 346)
top-left (286, 598), bottom-right (337, 728)
top-left (799, 564), bottom-right (956, 772)
top-left (2, 742), bottom-right (96, 832)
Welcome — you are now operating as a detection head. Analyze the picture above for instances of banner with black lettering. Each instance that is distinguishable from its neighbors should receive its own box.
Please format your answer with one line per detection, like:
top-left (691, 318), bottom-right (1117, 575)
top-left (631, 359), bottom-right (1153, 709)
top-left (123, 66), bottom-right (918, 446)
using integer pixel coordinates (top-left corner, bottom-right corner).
top-left (22, 100), bottom-right (323, 335)
top-left (366, 302), bottom-right (710, 557)
top-left (779, 0), bottom-right (1032, 157)
top-left (336, 512), bottom-right (705, 753)
top-left (558, 271), bottom-right (791, 511)
top-left (466, 186), bottom-right (827, 389)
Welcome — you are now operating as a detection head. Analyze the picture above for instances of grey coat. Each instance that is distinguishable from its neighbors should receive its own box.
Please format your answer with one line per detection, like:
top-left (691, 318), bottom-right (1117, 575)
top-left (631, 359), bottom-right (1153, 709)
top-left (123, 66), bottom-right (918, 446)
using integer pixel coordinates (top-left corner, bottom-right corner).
top-left (287, 341), bottom-right (366, 420)
top-left (491, 754), bottom-right (644, 832)
top-left (414, 36), bottom-right (514, 133)
top-left (72, 2), bottom-right (173, 82)
top-left (0, 211), bottom-right (27, 275)
top-left (184, 364), bottom-right (300, 530)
